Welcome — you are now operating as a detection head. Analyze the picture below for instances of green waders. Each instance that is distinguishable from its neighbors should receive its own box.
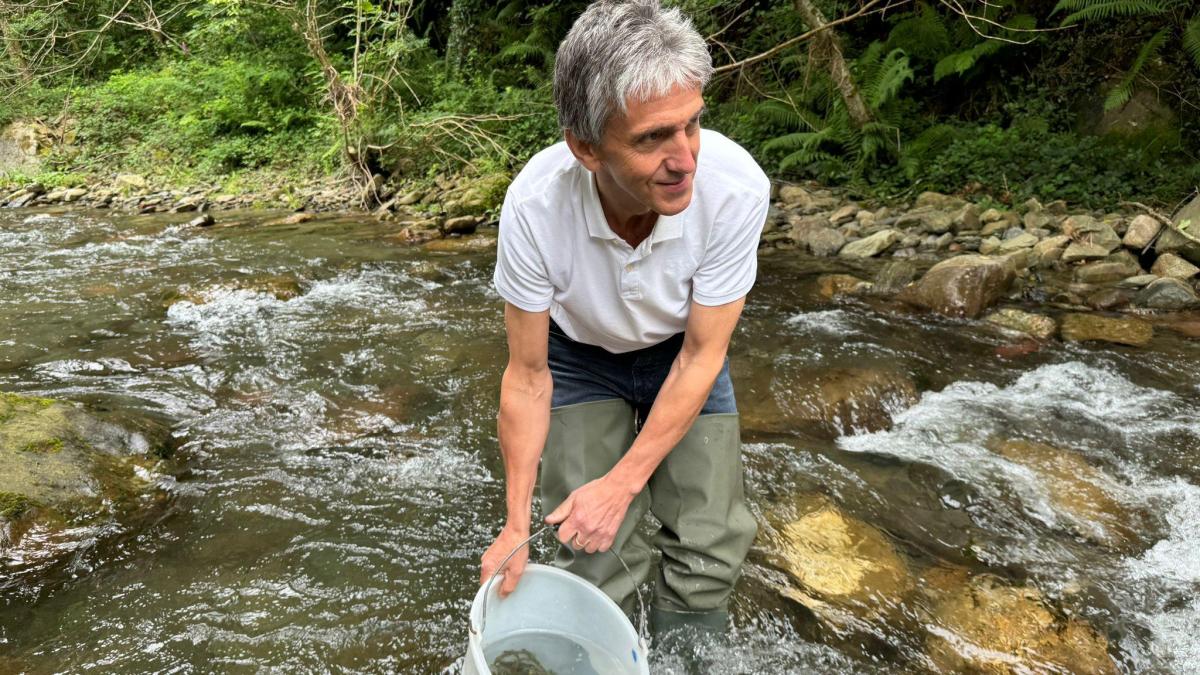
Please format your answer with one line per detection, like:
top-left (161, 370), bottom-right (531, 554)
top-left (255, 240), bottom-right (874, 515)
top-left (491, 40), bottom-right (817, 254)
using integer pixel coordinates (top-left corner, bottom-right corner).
top-left (539, 398), bottom-right (758, 647)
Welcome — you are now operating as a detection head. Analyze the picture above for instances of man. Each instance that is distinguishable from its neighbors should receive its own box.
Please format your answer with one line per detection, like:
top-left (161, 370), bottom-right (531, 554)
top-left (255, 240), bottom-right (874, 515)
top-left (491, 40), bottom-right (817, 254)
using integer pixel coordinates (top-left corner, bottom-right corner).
top-left (479, 0), bottom-right (768, 645)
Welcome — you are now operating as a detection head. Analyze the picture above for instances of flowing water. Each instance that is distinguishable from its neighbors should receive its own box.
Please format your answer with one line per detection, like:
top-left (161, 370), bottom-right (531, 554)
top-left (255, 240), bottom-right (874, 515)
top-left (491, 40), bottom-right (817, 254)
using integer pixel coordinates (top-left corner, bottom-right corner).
top-left (0, 208), bottom-right (1198, 673)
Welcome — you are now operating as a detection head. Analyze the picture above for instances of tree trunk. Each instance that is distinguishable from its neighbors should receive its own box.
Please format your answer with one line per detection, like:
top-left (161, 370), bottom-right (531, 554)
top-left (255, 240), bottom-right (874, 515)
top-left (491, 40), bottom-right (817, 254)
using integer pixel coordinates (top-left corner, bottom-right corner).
top-left (793, 0), bottom-right (873, 129)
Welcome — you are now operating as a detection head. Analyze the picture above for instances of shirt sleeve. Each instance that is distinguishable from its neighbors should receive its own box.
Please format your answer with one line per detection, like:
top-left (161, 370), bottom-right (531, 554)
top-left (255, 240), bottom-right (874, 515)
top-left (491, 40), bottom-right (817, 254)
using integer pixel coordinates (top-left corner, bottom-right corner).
top-left (493, 192), bottom-right (554, 312)
top-left (692, 193), bottom-right (768, 306)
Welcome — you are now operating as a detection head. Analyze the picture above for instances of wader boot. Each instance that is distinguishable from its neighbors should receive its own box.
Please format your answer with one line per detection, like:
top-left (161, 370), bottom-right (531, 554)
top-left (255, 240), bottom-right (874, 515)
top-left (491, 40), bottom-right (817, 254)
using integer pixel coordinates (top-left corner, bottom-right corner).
top-left (540, 404), bottom-right (757, 661)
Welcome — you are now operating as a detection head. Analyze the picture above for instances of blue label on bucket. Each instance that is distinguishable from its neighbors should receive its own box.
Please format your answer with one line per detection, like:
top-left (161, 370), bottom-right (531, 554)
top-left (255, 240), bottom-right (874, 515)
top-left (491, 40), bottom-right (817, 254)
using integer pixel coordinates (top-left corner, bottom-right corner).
top-left (632, 649), bottom-right (637, 663)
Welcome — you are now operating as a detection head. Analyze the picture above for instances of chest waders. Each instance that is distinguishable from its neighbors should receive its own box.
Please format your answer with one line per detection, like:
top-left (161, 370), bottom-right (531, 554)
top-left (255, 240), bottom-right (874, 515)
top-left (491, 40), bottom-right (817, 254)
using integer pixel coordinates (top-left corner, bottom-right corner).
top-left (538, 398), bottom-right (758, 657)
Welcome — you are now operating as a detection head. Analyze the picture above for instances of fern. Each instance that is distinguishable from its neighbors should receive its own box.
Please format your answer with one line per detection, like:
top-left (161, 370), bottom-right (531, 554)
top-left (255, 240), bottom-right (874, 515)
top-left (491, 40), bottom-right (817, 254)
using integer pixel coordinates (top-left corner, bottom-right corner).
top-left (1104, 28), bottom-right (1169, 110)
top-left (933, 14), bottom-right (1035, 82)
top-left (1184, 15), bottom-right (1200, 69)
top-left (885, 4), bottom-right (952, 63)
top-left (1053, 0), bottom-right (1174, 25)
top-left (865, 49), bottom-right (914, 108)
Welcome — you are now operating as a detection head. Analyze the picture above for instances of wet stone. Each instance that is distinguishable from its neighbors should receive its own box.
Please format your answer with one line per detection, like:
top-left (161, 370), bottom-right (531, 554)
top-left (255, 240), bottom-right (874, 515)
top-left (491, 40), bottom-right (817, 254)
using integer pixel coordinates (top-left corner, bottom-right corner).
top-left (899, 254), bottom-right (1015, 318)
top-left (984, 308), bottom-right (1056, 340)
top-left (1134, 277), bottom-right (1200, 310)
top-left (1060, 314), bottom-right (1153, 346)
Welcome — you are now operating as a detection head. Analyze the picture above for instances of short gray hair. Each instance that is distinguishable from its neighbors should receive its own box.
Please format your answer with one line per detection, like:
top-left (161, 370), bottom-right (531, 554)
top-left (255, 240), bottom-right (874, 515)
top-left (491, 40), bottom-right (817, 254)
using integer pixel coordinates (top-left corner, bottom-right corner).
top-left (553, 0), bottom-right (713, 145)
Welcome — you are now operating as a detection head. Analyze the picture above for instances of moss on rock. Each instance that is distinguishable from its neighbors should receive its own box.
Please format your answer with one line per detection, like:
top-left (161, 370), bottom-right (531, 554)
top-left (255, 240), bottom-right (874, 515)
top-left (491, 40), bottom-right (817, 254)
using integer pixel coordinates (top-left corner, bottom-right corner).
top-left (0, 491), bottom-right (35, 519)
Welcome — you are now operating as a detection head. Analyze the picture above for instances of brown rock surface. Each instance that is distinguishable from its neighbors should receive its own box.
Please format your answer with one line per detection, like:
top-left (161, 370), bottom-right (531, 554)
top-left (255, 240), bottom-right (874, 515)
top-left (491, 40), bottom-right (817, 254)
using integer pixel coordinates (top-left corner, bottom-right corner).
top-left (899, 255), bottom-right (1015, 318)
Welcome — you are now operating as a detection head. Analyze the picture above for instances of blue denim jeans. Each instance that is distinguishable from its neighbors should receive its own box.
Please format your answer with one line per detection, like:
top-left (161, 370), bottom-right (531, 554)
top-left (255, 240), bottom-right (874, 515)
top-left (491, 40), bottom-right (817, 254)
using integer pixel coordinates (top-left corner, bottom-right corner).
top-left (547, 320), bottom-right (737, 419)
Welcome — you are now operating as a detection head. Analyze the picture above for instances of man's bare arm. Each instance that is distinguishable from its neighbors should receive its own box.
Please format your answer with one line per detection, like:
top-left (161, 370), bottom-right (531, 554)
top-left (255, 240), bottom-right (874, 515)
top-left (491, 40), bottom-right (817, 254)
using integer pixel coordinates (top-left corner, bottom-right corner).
top-left (546, 297), bottom-right (744, 553)
top-left (479, 303), bottom-right (551, 595)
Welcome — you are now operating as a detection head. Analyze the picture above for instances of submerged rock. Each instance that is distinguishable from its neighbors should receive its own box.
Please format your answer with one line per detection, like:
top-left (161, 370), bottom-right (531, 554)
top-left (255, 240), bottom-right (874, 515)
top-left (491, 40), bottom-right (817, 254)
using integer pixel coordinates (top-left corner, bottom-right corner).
top-left (984, 308), bottom-right (1056, 340)
top-left (778, 367), bottom-right (918, 438)
top-left (767, 493), bottom-right (913, 620)
top-left (988, 439), bottom-right (1139, 548)
top-left (1060, 313), bottom-right (1153, 346)
top-left (816, 274), bottom-right (872, 300)
top-left (0, 392), bottom-right (177, 576)
top-left (924, 572), bottom-right (1116, 675)
top-left (899, 255), bottom-right (1015, 318)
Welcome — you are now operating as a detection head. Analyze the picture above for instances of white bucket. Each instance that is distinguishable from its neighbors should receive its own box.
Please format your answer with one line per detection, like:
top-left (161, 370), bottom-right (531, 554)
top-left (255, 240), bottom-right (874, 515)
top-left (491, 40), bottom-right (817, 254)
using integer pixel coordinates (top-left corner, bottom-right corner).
top-left (464, 563), bottom-right (650, 675)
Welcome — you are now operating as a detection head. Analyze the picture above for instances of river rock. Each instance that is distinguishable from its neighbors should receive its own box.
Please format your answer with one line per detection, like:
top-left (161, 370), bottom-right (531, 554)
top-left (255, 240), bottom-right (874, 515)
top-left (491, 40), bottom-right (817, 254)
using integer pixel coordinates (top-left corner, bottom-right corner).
top-left (1087, 287), bottom-right (1132, 311)
top-left (979, 236), bottom-right (1001, 255)
top-left (1075, 260), bottom-right (1142, 284)
top-left (898, 207), bottom-right (954, 234)
top-left (779, 367), bottom-right (918, 438)
top-left (989, 439), bottom-right (1138, 547)
top-left (768, 493), bottom-right (913, 619)
top-left (1032, 235), bottom-right (1070, 267)
top-left (806, 228), bottom-right (846, 257)
top-left (778, 185), bottom-right (814, 209)
top-left (423, 233), bottom-right (497, 253)
top-left (829, 204), bottom-right (858, 225)
top-left (980, 220), bottom-right (1009, 237)
top-left (817, 274), bottom-right (871, 299)
top-left (1154, 226), bottom-right (1200, 265)
top-left (1, 392), bottom-right (177, 574)
top-left (1060, 314), bottom-right (1153, 346)
top-left (1023, 210), bottom-right (1054, 231)
top-left (875, 260), bottom-right (919, 293)
top-left (1063, 216), bottom-right (1121, 252)
top-left (925, 572), bottom-right (1117, 675)
top-left (1150, 252), bottom-right (1199, 280)
top-left (915, 191), bottom-right (965, 211)
top-left (115, 173), bottom-right (147, 190)
top-left (1123, 215), bottom-right (1162, 251)
top-left (442, 215), bottom-right (482, 235)
top-left (998, 232), bottom-right (1038, 252)
top-left (1134, 278), bottom-right (1200, 310)
top-left (953, 204), bottom-right (981, 231)
top-left (984, 308), bottom-right (1056, 340)
top-left (188, 214), bottom-right (215, 227)
top-left (839, 229), bottom-right (901, 258)
top-left (899, 255), bottom-right (1015, 318)
top-left (1061, 241), bottom-right (1109, 263)
top-left (265, 212), bottom-right (315, 226)
top-left (1117, 274), bottom-right (1158, 289)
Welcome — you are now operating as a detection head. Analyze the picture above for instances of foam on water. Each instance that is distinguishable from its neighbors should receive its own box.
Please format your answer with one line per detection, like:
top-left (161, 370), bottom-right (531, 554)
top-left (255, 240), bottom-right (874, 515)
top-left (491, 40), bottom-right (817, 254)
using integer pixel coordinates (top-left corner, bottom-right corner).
top-left (784, 309), bottom-right (859, 336)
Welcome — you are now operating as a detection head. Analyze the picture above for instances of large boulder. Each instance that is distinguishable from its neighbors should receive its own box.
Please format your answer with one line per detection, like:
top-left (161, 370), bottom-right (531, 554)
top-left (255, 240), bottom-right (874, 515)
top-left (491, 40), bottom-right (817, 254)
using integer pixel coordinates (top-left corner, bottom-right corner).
top-left (899, 255), bottom-right (1015, 318)
top-left (1060, 314), bottom-right (1153, 346)
top-left (1134, 278), bottom-right (1200, 310)
top-left (767, 493), bottom-right (913, 620)
top-left (924, 571), bottom-right (1117, 675)
top-left (1155, 195), bottom-right (1200, 264)
top-left (1, 393), bottom-right (178, 582)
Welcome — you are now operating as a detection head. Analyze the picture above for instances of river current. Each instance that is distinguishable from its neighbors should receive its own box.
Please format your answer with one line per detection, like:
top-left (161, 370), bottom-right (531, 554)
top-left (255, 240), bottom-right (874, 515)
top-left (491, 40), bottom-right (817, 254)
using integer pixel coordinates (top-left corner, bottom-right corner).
top-left (1, 209), bottom-right (1198, 673)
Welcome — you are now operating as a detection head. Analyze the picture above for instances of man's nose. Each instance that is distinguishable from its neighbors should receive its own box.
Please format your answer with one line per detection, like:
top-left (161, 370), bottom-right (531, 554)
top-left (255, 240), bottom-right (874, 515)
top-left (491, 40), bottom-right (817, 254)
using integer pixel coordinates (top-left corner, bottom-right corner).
top-left (663, 130), bottom-right (696, 175)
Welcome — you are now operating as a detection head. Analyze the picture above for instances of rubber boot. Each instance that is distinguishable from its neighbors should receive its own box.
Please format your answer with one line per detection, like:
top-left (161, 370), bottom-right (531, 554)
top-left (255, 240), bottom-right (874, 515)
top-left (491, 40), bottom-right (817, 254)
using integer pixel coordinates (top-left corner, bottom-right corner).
top-left (650, 607), bottom-right (729, 674)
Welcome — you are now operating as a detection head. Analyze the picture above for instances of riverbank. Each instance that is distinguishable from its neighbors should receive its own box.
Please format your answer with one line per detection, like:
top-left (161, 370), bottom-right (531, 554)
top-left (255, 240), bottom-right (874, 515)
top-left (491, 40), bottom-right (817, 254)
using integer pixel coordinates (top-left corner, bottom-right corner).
top-left (6, 171), bottom-right (1197, 339)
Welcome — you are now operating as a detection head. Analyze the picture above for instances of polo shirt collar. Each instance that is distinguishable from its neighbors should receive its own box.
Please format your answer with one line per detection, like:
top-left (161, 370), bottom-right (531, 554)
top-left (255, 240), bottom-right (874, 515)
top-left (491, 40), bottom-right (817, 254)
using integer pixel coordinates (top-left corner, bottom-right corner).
top-left (582, 169), bottom-right (687, 249)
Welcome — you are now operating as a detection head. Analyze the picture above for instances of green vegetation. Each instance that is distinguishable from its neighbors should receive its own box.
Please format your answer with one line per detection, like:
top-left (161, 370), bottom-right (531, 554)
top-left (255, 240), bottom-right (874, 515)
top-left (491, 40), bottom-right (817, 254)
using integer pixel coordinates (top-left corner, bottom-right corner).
top-left (0, 491), bottom-right (35, 519)
top-left (1, 0), bottom-right (1197, 208)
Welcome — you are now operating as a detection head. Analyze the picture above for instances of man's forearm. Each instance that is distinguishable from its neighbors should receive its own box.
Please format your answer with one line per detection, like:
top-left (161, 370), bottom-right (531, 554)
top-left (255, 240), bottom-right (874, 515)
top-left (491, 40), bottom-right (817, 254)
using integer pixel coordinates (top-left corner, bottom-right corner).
top-left (607, 348), bottom-right (726, 493)
top-left (497, 363), bottom-right (553, 532)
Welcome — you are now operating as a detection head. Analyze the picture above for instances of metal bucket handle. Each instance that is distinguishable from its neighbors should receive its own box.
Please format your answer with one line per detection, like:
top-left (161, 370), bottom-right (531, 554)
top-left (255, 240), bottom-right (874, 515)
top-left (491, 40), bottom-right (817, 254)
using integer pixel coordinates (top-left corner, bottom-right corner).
top-left (472, 524), bottom-right (649, 650)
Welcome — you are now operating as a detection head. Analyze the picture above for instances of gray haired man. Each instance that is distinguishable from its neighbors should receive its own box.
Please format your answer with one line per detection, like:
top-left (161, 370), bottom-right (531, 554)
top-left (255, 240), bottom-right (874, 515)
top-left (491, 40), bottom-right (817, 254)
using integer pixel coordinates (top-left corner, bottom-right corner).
top-left (480, 0), bottom-right (767, 647)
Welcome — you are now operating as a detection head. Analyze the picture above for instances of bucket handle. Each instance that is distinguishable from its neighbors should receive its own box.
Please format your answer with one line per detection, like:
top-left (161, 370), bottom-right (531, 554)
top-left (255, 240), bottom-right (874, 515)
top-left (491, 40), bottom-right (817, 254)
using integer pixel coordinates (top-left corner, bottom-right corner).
top-left (473, 524), bottom-right (649, 651)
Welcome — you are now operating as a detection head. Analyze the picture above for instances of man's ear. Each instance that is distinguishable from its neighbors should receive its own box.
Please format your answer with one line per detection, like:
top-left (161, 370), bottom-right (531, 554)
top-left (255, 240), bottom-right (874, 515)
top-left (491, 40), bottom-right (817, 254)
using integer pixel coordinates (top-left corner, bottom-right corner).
top-left (564, 129), bottom-right (604, 173)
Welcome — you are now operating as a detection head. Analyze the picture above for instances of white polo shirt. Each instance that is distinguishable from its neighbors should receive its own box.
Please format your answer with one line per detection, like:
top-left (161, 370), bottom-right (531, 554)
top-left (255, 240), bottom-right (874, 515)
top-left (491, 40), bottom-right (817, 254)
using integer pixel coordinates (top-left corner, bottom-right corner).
top-left (493, 129), bottom-right (769, 354)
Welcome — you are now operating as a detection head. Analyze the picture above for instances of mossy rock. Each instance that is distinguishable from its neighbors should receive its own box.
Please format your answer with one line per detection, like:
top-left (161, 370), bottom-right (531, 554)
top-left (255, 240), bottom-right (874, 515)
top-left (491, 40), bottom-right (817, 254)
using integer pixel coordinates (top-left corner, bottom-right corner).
top-left (0, 391), bottom-right (178, 565)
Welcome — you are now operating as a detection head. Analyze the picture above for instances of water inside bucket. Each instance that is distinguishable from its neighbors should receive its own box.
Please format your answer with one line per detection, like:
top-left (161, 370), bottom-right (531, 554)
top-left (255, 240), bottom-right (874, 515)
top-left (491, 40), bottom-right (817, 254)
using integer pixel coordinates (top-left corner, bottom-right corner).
top-left (484, 629), bottom-right (630, 675)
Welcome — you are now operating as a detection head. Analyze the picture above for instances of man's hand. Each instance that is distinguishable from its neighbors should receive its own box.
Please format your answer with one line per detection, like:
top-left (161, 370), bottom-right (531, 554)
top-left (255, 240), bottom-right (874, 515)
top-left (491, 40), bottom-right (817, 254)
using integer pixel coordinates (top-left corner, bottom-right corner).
top-left (545, 474), bottom-right (637, 554)
top-left (480, 523), bottom-right (531, 598)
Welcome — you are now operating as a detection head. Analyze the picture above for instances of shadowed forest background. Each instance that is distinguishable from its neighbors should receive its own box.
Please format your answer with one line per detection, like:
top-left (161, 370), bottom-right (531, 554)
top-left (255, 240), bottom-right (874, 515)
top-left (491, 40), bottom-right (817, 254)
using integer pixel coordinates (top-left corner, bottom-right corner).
top-left (1, 0), bottom-right (1198, 210)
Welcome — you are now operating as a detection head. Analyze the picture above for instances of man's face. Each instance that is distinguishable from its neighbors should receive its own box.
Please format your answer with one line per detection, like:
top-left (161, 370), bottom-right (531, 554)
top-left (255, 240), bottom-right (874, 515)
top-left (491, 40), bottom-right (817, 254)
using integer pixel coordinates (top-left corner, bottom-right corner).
top-left (583, 84), bottom-right (705, 219)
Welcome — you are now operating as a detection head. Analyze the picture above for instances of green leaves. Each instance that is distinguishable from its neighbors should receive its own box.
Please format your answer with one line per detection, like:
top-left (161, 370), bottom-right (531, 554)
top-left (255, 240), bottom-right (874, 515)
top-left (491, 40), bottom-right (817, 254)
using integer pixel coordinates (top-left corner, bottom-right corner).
top-left (1184, 15), bottom-right (1200, 69)
top-left (1052, 0), bottom-right (1176, 25)
top-left (1104, 28), bottom-right (1168, 111)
